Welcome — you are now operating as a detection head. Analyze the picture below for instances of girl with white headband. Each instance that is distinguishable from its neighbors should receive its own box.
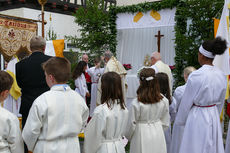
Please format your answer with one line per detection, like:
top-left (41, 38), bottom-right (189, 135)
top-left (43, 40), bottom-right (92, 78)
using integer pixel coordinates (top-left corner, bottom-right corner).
top-left (125, 68), bottom-right (170, 153)
top-left (174, 37), bottom-right (227, 153)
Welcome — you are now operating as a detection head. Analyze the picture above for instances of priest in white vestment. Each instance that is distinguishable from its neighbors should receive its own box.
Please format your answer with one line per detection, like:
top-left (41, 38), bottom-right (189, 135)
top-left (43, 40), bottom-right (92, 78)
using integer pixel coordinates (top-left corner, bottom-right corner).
top-left (150, 52), bottom-right (173, 94)
top-left (96, 51), bottom-right (127, 105)
top-left (175, 38), bottom-right (227, 153)
top-left (4, 56), bottom-right (21, 116)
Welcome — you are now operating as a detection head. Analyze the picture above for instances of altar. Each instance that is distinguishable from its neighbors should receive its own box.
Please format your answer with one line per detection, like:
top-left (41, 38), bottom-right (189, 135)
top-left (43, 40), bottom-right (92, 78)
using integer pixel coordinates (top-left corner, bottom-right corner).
top-left (119, 8), bottom-right (176, 107)
top-left (126, 74), bottom-right (139, 109)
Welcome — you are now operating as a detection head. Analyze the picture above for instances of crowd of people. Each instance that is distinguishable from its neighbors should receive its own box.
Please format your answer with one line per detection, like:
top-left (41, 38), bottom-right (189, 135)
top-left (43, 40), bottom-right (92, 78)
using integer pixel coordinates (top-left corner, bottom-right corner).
top-left (0, 35), bottom-right (230, 153)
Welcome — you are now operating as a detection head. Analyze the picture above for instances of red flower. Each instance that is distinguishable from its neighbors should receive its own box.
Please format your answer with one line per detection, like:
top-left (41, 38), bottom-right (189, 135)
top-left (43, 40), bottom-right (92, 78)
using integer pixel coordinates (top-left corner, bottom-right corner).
top-left (169, 65), bottom-right (175, 70)
top-left (123, 64), bottom-right (132, 70)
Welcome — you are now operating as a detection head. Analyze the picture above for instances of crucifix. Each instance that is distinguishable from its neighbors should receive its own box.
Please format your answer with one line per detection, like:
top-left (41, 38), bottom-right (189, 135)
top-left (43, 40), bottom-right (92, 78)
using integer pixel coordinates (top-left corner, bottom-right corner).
top-left (155, 30), bottom-right (164, 53)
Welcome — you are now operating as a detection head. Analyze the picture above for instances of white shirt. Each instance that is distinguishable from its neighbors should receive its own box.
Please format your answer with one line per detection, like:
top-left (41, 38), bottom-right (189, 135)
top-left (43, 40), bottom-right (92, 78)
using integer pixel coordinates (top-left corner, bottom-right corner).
top-left (0, 106), bottom-right (23, 153)
top-left (84, 100), bottom-right (128, 153)
top-left (22, 85), bottom-right (89, 153)
top-left (75, 74), bottom-right (89, 98)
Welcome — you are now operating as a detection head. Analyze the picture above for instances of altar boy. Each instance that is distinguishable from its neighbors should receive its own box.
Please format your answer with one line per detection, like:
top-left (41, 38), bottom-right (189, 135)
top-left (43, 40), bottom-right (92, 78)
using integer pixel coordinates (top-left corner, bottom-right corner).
top-left (0, 71), bottom-right (24, 153)
top-left (22, 57), bottom-right (89, 153)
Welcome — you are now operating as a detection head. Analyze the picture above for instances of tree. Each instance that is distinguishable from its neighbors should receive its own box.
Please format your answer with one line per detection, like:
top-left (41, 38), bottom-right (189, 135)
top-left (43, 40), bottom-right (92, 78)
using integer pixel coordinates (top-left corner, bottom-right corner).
top-left (66, 0), bottom-right (113, 56)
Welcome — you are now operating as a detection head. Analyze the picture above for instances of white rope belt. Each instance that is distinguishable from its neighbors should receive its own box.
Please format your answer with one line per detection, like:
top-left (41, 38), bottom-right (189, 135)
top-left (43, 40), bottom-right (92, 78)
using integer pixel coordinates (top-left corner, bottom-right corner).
top-left (39, 136), bottom-right (77, 142)
top-left (137, 119), bottom-right (160, 125)
top-left (102, 138), bottom-right (121, 143)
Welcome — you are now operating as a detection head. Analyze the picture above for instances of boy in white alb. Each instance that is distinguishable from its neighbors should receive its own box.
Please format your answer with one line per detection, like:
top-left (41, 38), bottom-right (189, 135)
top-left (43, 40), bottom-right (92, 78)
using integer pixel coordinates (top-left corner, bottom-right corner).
top-left (22, 57), bottom-right (89, 153)
top-left (0, 71), bottom-right (24, 153)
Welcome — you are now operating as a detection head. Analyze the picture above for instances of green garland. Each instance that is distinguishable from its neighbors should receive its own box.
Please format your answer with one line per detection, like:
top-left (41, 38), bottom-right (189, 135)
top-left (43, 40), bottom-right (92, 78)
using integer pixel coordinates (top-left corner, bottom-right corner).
top-left (173, 0), bottom-right (223, 87)
top-left (108, 0), bottom-right (223, 88)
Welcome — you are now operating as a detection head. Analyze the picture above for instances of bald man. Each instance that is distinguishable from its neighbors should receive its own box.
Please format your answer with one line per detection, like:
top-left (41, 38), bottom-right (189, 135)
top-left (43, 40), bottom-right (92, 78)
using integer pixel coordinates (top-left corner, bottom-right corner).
top-left (82, 53), bottom-right (92, 107)
top-left (16, 36), bottom-right (51, 129)
top-left (150, 51), bottom-right (173, 94)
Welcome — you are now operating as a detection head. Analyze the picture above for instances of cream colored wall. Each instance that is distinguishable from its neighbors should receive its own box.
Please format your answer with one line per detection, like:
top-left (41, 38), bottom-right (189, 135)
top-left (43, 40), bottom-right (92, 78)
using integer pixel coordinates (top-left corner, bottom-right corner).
top-left (0, 0), bottom-right (161, 39)
top-left (0, 8), bottom-right (81, 39)
top-left (116, 0), bottom-right (161, 6)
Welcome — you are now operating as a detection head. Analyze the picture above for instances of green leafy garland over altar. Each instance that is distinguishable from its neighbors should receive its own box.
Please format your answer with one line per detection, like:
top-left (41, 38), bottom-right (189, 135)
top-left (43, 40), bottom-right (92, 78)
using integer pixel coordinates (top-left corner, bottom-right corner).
top-left (108, 0), bottom-right (223, 88)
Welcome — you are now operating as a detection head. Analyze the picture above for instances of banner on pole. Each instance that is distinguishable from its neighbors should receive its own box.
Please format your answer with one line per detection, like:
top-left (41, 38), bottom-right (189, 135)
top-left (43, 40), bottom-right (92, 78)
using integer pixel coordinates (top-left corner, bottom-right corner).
top-left (0, 15), bottom-right (37, 61)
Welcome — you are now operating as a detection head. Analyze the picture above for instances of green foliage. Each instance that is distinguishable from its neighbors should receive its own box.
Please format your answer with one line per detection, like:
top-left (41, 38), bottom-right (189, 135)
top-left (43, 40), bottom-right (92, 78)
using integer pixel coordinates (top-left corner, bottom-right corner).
top-left (46, 28), bottom-right (57, 40)
top-left (108, 0), bottom-right (224, 88)
top-left (173, 0), bottom-right (223, 87)
top-left (63, 49), bottom-right (81, 89)
top-left (71, 0), bottom-right (113, 56)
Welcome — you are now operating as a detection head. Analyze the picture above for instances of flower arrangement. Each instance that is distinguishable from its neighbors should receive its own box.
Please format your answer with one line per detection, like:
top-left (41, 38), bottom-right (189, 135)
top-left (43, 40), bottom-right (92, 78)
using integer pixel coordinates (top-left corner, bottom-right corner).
top-left (169, 65), bottom-right (176, 70)
top-left (123, 64), bottom-right (132, 70)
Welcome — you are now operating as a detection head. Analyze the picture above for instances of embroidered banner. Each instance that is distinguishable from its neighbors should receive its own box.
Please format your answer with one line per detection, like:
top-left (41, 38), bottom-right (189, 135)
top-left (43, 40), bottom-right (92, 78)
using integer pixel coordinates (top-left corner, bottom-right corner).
top-left (0, 15), bottom-right (37, 61)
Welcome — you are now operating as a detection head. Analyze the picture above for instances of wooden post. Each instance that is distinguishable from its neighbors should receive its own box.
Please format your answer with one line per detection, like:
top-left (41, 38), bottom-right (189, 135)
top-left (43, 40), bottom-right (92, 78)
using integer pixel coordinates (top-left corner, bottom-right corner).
top-left (41, 4), bottom-right (45, 38)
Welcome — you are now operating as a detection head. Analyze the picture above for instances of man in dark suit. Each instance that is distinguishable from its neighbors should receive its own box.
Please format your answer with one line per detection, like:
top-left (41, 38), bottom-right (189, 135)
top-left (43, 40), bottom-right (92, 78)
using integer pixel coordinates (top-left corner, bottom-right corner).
top-left (16, 35), bottom-right (51, 128)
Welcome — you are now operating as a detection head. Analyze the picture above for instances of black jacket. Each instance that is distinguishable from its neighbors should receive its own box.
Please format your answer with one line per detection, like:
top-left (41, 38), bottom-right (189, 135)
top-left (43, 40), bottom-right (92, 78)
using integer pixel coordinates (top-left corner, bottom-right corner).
top-left (16, 51), bottom-right (51, 117)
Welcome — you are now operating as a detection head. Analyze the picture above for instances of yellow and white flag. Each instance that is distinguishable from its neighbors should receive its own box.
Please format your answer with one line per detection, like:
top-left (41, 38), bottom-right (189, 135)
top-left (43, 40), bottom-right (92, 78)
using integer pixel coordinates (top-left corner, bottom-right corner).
top-left (213, 0), bottom-right (230, 75)
top-left (45, 39), bottom-right (64, 57)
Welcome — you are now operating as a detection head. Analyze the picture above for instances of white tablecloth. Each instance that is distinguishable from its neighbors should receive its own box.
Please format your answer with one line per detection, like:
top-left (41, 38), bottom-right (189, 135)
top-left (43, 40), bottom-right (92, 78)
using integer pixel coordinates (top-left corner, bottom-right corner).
top-left (126, 75), bottom-right (139, 109)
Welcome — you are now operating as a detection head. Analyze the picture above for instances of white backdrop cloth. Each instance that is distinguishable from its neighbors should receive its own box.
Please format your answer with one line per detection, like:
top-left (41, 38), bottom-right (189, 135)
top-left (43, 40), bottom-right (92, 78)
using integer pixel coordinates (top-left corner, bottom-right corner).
top-left (116, 8), bottom-right (176, 75)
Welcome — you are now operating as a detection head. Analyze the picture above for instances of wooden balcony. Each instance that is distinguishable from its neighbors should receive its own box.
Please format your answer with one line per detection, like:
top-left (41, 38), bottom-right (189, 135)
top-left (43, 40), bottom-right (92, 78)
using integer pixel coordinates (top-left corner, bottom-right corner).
top-left (0, 0), bottom-right (116, 15)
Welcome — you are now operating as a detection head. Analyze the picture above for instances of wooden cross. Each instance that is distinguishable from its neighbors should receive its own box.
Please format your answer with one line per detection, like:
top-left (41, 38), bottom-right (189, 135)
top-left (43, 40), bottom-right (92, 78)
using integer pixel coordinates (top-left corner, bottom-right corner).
top-left (155, 30), bottom-right (164, 53)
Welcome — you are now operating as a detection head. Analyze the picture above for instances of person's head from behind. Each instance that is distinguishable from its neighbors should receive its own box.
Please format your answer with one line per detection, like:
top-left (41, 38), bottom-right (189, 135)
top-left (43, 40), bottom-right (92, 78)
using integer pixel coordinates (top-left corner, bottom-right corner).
top-left (0, 71), bottom-right (13, 102)
top-left (72, 61), bottom-right (87, 80)
top-left (150, 51), bottom-right (161, 65)
top-left (94, 56), bottom-right (101, 65)
top-left (155, 72), bottom-right (171, 104)
top-left (82, 53), bottom-right (89, 64)
top-left (30, 36), bottom-right (46, 52)
top-left (183, 66), bottom-right (196, 82)
top-left (16, 50), bottom-right (30, 60)
top-left (43, 57), bottom-right (71, 88)
top-left (94, 56), bottom-right (101, 68)
top-left (104, 50), bottom-right (113, 63)
top-left (198, 37), bottom-right (227, 65)
top-left (101, 72), bottom-right (125, 109)
top-left (137, 68), bottom-right (163, 104)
